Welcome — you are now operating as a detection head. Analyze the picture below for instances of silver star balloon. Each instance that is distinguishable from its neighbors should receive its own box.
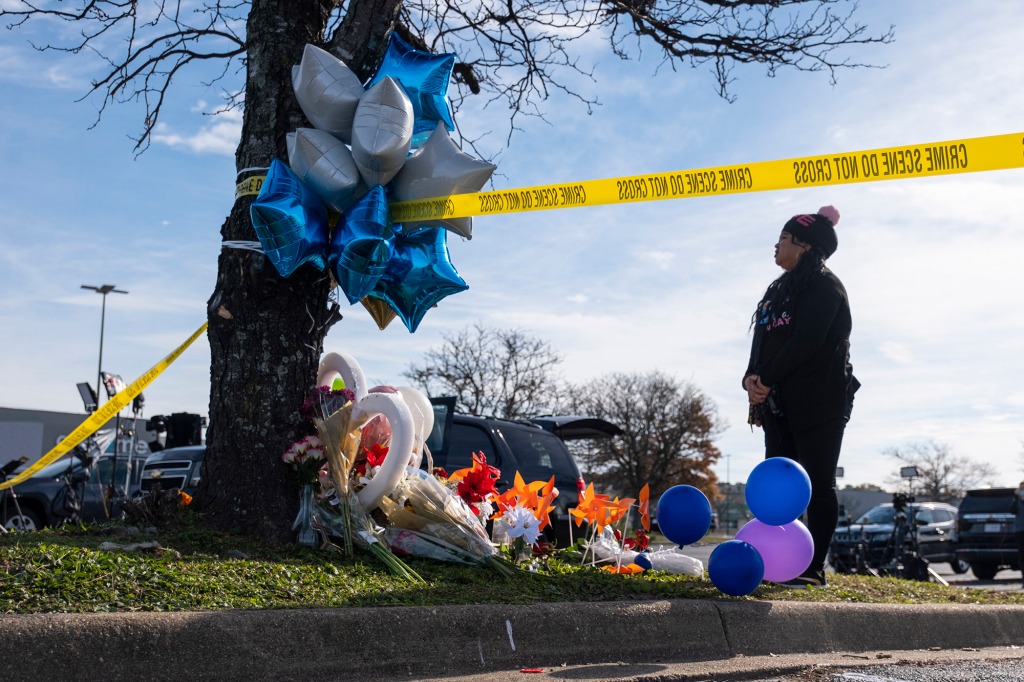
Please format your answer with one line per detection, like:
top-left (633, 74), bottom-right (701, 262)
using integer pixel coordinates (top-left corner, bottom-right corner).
top-left (390, 123), bottom-right (496, 239)
top-left (350, 76), bottom-right (414, 188)
top-left (291, 44), bottom-right (364, 143)
top-left (287, 127), bottom-right (364, 213)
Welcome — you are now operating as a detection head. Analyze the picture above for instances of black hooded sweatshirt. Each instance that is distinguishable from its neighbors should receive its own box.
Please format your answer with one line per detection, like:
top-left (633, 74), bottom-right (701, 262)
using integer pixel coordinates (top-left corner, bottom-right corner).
top-left (744, 265), bottom-right (860, 432)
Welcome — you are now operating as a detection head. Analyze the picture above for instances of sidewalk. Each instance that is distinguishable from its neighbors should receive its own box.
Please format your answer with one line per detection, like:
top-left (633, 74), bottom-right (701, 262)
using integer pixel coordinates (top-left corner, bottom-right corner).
top-left (3, 599), bottom-right (1024, 681)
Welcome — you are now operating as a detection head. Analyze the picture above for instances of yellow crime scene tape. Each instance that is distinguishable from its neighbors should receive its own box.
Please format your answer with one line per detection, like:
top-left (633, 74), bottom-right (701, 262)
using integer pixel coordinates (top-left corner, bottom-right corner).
top-left (235, 132), bottom-right (1024, 219)
top-left (0, 322), bottom-right (209, 491)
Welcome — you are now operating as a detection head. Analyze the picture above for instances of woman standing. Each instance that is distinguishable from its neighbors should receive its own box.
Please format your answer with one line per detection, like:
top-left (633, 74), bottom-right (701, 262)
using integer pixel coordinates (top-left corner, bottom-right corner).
top-left (743, 205), bottom-right (860, 588)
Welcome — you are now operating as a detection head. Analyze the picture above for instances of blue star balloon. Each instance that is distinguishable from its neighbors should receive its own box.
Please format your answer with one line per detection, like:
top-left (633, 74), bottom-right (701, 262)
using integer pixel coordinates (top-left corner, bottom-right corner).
top-left (329, 185), bottom-right (395, 305)
top-left (249, 159), bottom-right (328, 278)
top-left (373, 226), bottom-right (468, 332)
top-left (367, 33), bottom-right (456, 147)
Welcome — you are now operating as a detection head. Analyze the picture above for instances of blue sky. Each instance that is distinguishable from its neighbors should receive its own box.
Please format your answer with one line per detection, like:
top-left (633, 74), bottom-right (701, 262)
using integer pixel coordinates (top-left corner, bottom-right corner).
top-left (2, 2), bottom-right (1022, 491)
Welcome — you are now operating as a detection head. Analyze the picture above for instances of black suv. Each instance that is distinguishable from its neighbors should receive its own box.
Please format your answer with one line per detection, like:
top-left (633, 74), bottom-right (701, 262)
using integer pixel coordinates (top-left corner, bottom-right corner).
top-left (139, 445), bottom-right (205, 497)
top-left (955, 487), bottom-right (1018, 580)
top-left (426, 397), bottom-right (622, 547)
top-left (829, 499), bottom-right (967, 574)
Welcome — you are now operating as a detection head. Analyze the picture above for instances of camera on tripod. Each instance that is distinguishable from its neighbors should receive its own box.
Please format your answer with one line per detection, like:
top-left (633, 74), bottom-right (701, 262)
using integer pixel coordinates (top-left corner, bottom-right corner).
top-left (892, 491), bottom-right (914, 511)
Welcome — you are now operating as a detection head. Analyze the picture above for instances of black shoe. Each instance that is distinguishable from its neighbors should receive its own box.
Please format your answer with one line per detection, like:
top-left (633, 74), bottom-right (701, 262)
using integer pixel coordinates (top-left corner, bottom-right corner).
top-left (779, 570), bottom-right (827, 588)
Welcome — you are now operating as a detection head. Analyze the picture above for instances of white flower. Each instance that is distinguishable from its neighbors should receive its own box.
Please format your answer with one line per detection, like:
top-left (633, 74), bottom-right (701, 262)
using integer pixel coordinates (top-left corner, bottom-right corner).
top-left (496, 506), bottom-right (541, 545)
top-left (305, 447), bottom-right (325, 462)
top-left (475, 500), bottom-right (494, 525)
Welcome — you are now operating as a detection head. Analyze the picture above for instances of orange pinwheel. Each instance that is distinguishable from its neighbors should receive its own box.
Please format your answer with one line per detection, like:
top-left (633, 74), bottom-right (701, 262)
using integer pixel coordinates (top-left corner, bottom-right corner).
top-left (570, 482), bottom-right (609, 528)
top-left (572, 484), bottom-right (633, 534)
top-left (638, 484), bottom-right (651, 532)
top-left (590, 495), bottom-right (634, 532)
top-left (491, 472), bottom-right (548, 516)
top-left (532, 477), bottom-right (559, 531)
top-left (601, 563), bottom-right (645, 574)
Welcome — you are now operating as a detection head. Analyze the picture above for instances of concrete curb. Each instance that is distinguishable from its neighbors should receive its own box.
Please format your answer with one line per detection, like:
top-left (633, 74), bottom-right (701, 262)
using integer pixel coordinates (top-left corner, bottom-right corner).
top-left (2, 600), bottom-right (1023, 681)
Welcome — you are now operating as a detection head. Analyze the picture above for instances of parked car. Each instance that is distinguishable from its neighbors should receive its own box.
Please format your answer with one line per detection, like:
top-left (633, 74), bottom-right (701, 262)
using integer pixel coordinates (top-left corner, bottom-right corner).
top-left (1, 453), bottom-right (145, 530)
top-left (139, 445), bottom-right (205, 497)
top-left (954, 487), bottom-right (1018, 580)
top-left (426, 397), bottom-right (623, 547)
top-left (829, 500), bottom-right (968, 574)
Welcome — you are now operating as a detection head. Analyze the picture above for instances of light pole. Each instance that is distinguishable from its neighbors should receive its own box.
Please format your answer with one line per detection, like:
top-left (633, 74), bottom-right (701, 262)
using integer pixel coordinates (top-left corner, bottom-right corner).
top-left (81, 284), bottom-right (128, 411)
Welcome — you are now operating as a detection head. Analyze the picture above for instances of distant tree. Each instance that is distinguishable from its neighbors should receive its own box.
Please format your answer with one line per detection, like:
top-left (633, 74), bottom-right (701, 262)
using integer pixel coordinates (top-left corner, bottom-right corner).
top-left (564, 372), bottom-right (723, 501)
top-left (2, 0), bottom-right (892, 543)
top-left (842, 482), bottom-right (886, 492)
top-left (404, 324), bottom-right (563, 419)
top-left (884, 441), bottom-right (997, 502)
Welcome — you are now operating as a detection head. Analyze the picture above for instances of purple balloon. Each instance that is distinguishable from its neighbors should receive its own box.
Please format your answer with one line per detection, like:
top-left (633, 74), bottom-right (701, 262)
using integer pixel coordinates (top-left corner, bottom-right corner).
top-left (734, 519), bottom-right (814, 583)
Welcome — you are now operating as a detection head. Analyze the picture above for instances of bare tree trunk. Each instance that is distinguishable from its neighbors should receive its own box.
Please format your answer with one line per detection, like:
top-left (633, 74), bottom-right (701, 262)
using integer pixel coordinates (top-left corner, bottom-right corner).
top-left (201, 0), bottom-right (403, 543)
top-left (201, 0), bottom-right (331, 542)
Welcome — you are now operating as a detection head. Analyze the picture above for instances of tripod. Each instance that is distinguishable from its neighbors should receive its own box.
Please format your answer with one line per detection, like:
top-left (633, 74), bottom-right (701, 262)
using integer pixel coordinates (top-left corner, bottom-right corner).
top-left (1, 457), bottom-right (30, 532)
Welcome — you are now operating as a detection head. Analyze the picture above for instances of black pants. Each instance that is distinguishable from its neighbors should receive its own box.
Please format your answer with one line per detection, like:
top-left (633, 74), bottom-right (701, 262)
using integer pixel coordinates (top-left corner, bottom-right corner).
top-left (762, 414), bottom-right (847, 574)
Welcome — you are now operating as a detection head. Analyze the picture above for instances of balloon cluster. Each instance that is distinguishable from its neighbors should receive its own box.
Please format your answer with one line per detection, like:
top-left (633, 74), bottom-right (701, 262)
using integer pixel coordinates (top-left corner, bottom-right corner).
top-left (249, 36), bottom-right (496, 333)
top-left (710, 457), bottom-right (813, 596)
top-left (654, 459), bottom-right (813, 597)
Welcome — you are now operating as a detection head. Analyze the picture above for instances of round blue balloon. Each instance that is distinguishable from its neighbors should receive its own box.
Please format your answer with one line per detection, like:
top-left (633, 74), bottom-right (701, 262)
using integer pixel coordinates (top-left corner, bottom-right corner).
top-left (633, 552), bottom-right (653, 571)
top-left (745, 457), bottom-right (812, 526)
top-left (708, 540), bottom-right (765, 597)
top-left (655, 485), bottom-right (712, 547)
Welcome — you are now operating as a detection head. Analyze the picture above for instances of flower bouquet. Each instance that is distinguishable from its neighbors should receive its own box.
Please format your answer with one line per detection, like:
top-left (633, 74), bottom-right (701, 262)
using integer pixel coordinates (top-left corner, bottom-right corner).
top-left (280, 434), bottom-right (325, 546)
top-left (378, 460), bottom-right (517, 577)
top-left (293, 385), bottom-right (423, 582)
top-left (301, 386), bottom-right (367, 557)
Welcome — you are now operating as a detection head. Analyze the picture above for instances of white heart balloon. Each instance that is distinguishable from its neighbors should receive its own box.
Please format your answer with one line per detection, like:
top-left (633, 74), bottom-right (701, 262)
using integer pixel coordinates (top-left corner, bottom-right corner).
top-left (316, 351), bottom-right (368, 399)
top-left (353, 391), bottom-right (415, 512)
top-left (396, 386), bottom-right (434, 468)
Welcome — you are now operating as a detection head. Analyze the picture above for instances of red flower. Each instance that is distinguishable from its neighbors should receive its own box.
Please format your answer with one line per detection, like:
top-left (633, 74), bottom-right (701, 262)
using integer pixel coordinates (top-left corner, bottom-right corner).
top-left (623, 528), bottom-right (650, 551)
top-left (449, 452), bottom-right (500, 507)
top-left (365, 442), bottom-right (388, 468)
top-left (355, 442), bottom-right (389, 476)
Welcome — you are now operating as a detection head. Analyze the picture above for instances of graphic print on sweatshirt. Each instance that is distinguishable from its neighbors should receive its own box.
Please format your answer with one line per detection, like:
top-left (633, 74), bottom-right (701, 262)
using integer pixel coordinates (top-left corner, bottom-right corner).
top-left (758, 298), bottom-right (792, 333)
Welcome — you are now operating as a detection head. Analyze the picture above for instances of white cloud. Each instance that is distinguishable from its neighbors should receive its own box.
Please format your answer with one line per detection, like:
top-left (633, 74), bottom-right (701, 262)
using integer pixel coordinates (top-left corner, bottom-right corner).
top-left (152, 108), bottom-right (241, 156)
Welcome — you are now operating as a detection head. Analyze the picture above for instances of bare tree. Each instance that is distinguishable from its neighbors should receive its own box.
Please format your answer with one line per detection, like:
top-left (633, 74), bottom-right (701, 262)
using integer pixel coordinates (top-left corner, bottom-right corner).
top-left (884, 441), bottom-right (997, 503)
top-left (2, 0), bottom-right (892, 542)
top-left (564, 371), bottom-right (723, 501)
top-left (404, 324), bottom-right (564, 419)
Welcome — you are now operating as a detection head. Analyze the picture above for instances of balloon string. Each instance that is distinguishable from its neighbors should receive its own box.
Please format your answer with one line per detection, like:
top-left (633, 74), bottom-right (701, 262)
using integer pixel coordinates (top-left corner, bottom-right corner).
top-left (236, 165), bottom-right (270, 180)
top-left (222, 240), bottom-right (265, 253)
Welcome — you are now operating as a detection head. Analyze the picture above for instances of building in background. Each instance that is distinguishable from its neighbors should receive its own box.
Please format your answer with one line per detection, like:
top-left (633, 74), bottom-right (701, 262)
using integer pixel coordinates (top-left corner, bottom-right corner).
top-left (0, 407), bottom-right (205, 469)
